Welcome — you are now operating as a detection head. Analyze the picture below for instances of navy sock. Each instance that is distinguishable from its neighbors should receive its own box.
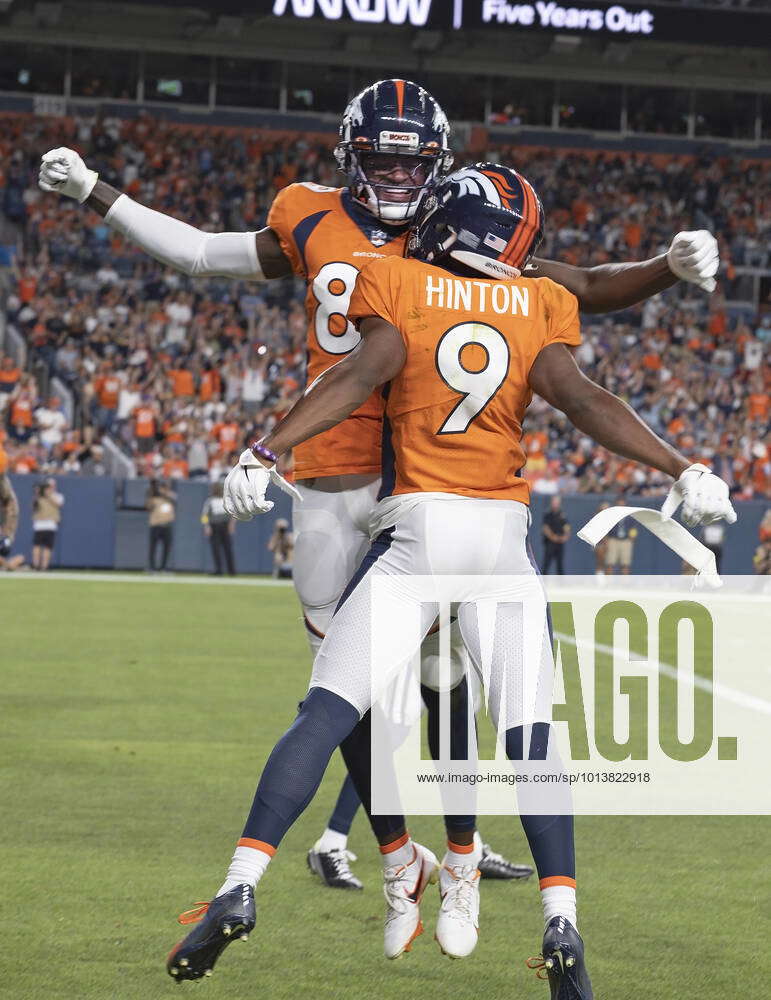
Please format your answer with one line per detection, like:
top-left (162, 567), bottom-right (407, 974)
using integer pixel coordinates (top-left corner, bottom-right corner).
top-left (339, 707), bottom-right (407, 844)
top-left (327, 773), bottom-right (361, 836)
top-left (421, 678), bottom-right (476, 835)
top-left (241, 687), bottom-right (359, 847)
top-left (506, 723), bottom-right (575, 881)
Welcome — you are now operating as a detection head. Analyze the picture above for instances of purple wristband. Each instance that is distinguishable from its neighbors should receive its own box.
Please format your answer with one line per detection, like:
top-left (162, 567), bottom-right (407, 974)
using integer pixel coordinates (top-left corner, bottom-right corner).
top-left (250, 441), bottom-right (277, 465)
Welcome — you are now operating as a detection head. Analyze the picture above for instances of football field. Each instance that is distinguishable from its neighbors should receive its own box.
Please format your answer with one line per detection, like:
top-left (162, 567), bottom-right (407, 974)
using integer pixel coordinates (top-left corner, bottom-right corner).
top-left (2, 576), bottom-right (769, 1000)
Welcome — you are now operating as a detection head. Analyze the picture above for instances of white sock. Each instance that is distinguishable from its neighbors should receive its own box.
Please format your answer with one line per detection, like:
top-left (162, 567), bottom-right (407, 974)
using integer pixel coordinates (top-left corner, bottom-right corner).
top-left (216, 843), bottom-right (274, 897)
top-left (541, 884), bottom-right (577, 931)
top-left (444, 837), bottom-right (482, 869)
top-left (315, 828), bottom-right (348, 854)
top-left (381, 835), bottom-right (414, 869)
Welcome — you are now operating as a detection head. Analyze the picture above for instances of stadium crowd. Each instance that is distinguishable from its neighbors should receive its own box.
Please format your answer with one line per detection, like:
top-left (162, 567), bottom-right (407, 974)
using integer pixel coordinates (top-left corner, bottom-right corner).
top-left (0, 112), bottom-right (768, 503)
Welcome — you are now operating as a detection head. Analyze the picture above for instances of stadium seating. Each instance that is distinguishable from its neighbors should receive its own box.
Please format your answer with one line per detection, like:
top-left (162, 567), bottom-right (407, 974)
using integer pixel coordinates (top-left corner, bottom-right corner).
top-left (1, 113), bottom-right (768, 501)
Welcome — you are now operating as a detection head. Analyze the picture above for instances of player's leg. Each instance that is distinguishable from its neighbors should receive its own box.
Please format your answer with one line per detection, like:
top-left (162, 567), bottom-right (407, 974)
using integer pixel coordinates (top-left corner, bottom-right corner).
top-left (310, 535), bottom-right (441, 959)
top-left (166, 530), bottom-right (435, 977)
top-left (456, 506), bottom-right (592, 997)
top-left (293, 477), bottom-right (377, 887)
top-left (420, 625), bottom-right (533, 882)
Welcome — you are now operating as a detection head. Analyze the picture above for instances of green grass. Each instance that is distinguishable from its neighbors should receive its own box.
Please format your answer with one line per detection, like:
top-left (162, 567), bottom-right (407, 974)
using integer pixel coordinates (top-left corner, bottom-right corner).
top-left (1, 578), bottom-right (769, 999)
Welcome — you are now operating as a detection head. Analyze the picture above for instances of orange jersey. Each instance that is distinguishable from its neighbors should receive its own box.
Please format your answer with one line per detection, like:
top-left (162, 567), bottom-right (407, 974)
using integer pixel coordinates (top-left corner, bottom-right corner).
top-left (268, 183), bottom-right (407, 478)
top-left (95, 375), bottom-right (120, 409)
top-left (347, 257), bottom-right (581, 503)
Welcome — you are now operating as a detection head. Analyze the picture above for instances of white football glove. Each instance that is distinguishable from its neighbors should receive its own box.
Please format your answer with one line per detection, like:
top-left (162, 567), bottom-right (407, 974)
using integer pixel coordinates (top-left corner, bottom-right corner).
top-left (223, 448), bottom-right (301, 522)
top-left (666, 231), bottom-right (719, 293)
top-left (661, 463), bottom-right (737, 528)
top-left (38, 147), bottom-right (99, 203)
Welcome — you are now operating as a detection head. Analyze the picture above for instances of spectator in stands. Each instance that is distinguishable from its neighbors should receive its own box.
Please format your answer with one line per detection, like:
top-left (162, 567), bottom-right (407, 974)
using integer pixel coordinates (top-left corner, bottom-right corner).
top-left (541, 496), bottom-right (570, 575)
top-left (0, 356), bottom-right (21, 404)
top-left (201, 481), bottom-right (236, 576)
top-left (31, 477), bottom-right (63, 571)
top-left (146, 479), bottom-right (176, 572)
top-left (268, 518), bottom-right (294, 579)
top-left (35, 395), bottom-right (68, 453)
top-left (92, 361), bottom-right (121, 432)
top-left (604, 498), bottom-right (637, 575)
top-left (7, 375), bottom-right (37, 442)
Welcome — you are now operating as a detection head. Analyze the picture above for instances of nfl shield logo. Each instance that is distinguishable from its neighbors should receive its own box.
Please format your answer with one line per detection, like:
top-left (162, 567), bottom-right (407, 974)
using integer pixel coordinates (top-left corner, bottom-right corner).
top-left (370, 229), bottom-right (388, 247)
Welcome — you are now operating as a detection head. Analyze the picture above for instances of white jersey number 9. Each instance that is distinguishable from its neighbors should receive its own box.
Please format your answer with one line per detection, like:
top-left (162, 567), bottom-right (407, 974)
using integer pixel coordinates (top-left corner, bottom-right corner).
top-left (435, 322), bottom-right (510, 434)
top-left (312, 261), bottom-right (361, 355)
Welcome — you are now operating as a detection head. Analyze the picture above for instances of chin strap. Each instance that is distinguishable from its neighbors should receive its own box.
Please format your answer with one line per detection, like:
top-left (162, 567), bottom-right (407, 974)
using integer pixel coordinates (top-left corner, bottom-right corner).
top-left (578, 505), bottom-right (721, 588)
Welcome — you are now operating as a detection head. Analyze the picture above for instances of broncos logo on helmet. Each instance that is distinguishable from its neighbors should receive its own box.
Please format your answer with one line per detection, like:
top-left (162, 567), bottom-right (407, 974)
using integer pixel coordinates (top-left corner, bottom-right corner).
top-left (408, 163), bottom-right (544, 280)
top-left (335, 79), bottom-right (454, 226)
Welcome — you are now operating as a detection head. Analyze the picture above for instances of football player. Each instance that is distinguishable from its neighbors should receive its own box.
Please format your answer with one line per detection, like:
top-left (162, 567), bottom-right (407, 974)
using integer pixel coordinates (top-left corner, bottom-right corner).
top-left (171, 164), bottom-right (734, 989)
top-left (38, 80), bottom-right (719, 892)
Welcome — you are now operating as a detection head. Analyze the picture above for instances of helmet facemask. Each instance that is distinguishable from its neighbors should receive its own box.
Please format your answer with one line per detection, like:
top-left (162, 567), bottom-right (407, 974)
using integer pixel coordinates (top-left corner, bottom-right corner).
top-left (336, 146), bottom-right (453, 224)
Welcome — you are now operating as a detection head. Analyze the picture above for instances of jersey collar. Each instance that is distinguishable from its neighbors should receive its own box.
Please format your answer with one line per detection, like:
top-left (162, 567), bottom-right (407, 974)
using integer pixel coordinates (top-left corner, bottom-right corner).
top-left (341, 189), bottom-right (407, 248)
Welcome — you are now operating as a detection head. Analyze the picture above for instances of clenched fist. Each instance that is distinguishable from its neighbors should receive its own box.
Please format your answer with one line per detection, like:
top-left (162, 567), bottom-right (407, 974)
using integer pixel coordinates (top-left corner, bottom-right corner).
top-left (38, 147), bottom-right (98, 203)
top-left (666, 231), bottom-right (719, 293)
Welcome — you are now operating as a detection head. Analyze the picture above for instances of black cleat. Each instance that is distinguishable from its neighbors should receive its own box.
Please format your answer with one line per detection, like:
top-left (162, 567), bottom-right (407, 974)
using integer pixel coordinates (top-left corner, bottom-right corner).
top-left (166, 884), bottom-right (256, 982)
top-left (478, 842), bottom-right (534, 881)
top-left (527, 916), bottom-right (593, 999)
top-left (307, 847), bottom-right (363, 890)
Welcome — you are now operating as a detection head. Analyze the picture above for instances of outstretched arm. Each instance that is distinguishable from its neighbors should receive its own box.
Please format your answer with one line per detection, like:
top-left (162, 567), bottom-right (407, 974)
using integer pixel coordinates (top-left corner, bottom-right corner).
top-left (262, 316), bottom-right (406, 459)
top-left (528, 343), bottom-right (688, 479)
top-left (527, 231), bottom-right (718, 313)
top-left (39, 148), bottom-right (291, 279)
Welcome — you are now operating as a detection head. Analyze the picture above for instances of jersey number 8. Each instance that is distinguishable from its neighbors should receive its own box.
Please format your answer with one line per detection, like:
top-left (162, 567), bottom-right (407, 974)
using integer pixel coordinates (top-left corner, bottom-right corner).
top-left (435, 322), bottom-right (511, 434)
top-left (312, 262), bottom-right (361, 355)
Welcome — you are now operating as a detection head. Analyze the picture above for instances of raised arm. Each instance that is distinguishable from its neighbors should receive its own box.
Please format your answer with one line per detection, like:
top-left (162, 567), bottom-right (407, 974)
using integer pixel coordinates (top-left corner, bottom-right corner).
top-left (527, 231), bottom-right (718, 314)
top-left (38, 148), bottom-right (292, 279)
top-left (528, 342), bottom-right (689, 479)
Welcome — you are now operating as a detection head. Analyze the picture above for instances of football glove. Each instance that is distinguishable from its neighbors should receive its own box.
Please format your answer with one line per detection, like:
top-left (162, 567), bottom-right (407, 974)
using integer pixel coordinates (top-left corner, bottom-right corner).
top-left (666, 231), bottom-right (719, 293)
top-left (0, 535), bottom-right (11, 557)
top-left (39, 147), bottom-right (99, 203)
top-left (661, 463), bottom-right (737, 528)
top-left (223, 449), bottom-right (301, 522)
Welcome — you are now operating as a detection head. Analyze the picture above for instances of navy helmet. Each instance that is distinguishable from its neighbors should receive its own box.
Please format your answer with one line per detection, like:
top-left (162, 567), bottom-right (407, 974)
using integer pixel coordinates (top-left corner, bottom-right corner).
top-left (407, 163), bottom-right (544, 279)
top-left (335, 79), bottom-right (454, 225)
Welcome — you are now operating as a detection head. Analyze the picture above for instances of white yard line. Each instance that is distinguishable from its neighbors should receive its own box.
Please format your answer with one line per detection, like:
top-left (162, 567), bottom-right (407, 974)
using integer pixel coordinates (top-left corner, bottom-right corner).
top-left (555, 631), bottom-right (771, 717)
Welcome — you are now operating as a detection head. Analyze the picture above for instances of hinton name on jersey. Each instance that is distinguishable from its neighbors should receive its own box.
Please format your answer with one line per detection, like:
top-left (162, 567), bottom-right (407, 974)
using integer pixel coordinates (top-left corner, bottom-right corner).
top-left (347, 255), bottom-right (581, 503)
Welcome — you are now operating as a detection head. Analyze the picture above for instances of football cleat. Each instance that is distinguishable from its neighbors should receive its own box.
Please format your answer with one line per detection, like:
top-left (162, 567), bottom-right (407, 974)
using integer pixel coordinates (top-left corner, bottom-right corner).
top-left (166, 884), bottom-right (256, 982)
top-left (435, 863), bottom-right (480, 959)
top-left (527, 916), bottom-right (594, 1000)
top-left (382, 842), bottom-right (439, 959)
top-left (478, 841), bottom-right (534, 881)
top-left (307, 847), bottom-right (363, 890)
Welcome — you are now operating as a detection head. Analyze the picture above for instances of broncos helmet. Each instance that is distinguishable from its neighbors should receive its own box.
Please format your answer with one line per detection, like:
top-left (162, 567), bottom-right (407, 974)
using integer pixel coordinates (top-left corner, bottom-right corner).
top-left (335, 79), bottom-right (454, 225)
top-left (407, 163), bottom-right (544, 279)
